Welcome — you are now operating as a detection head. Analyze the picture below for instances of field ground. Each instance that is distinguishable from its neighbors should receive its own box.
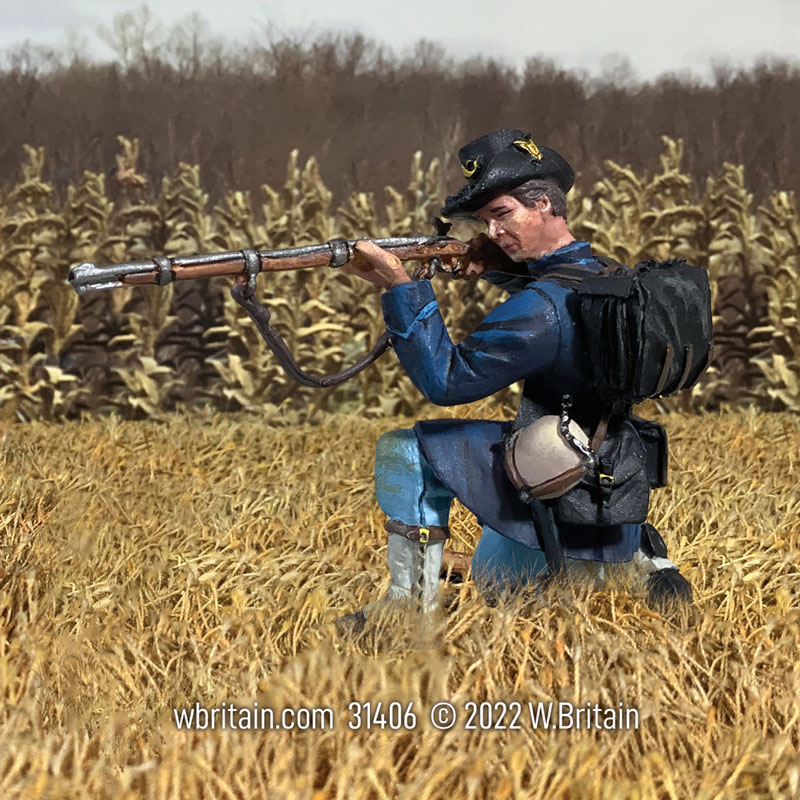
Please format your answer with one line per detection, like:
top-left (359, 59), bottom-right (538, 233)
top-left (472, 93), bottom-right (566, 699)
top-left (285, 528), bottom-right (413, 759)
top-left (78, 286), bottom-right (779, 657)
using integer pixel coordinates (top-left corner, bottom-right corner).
top-left (0, 400), bottom-right (798, 798)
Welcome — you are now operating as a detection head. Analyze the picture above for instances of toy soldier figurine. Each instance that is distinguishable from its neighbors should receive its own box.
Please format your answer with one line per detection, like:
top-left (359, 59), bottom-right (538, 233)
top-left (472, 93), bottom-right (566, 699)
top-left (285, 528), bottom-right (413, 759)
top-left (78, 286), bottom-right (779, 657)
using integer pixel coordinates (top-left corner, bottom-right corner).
top-left (337, 129), bottom-right (694, 637)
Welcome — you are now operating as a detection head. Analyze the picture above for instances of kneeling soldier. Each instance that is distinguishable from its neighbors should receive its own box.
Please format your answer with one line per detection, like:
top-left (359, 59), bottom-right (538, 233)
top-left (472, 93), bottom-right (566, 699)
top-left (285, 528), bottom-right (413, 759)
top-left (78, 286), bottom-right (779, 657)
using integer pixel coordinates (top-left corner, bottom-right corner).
top-left (337, 129), bottom-right (693, 637)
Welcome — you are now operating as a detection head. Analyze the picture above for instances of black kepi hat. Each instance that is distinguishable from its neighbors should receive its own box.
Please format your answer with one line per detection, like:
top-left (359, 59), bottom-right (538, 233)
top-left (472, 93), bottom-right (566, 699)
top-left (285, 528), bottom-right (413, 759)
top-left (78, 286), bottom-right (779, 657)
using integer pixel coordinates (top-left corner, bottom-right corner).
top-left (441, 129), bottom-right (574, 219)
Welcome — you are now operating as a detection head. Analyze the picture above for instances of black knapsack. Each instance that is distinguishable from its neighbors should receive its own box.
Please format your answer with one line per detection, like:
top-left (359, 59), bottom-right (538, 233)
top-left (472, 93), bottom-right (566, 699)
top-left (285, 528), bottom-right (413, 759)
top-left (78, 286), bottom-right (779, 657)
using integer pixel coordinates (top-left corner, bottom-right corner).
top-left (509, 256), bottom-right (713, 574)
top-left (540, 257), bottom-right (714, 406)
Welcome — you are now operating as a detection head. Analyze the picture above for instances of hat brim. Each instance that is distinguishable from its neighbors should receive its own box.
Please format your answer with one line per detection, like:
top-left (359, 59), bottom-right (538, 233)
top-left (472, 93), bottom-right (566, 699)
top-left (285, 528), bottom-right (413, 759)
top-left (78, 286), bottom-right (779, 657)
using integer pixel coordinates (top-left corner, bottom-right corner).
top-left (441, 145), bottom-right (575, 219)
top-left (441, 175), bottom-right (532, 219)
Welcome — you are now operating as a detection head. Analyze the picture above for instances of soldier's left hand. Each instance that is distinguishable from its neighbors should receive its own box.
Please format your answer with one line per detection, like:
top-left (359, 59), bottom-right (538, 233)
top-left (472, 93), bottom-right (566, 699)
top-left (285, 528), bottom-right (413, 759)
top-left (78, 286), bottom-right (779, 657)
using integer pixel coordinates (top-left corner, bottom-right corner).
top-left (342, 241), bottom-right (412, 290)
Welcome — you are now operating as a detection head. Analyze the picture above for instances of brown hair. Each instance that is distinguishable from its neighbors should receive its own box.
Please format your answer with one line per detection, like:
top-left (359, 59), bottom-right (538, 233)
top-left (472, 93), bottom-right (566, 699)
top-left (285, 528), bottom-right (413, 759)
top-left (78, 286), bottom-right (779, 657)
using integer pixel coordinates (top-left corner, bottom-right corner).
top-left (507, 179), bottom-right (567, 219)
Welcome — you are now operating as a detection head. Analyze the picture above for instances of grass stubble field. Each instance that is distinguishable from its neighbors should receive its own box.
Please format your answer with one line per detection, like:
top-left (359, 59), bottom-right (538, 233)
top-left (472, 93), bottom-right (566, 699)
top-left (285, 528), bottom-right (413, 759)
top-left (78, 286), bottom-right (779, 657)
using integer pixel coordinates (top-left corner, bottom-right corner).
top-left (0, 399), bottom-right (798, 799)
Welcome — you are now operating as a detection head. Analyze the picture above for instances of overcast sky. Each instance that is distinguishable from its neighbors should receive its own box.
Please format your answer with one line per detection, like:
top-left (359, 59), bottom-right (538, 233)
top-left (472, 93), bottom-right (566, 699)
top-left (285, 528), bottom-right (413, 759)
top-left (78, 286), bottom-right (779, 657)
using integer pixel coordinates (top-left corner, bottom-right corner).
top-left (1, 0), bottom-right (798, 82)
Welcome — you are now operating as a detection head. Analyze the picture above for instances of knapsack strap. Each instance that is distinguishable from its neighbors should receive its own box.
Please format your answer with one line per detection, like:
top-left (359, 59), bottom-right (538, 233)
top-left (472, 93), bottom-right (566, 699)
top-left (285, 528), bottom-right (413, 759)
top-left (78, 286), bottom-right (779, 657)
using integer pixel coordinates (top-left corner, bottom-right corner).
top-left (594, 255), bottom-right (628, 274)
top-left (590, 412), bottom-right (610, 451)
top-left (488, 256), bottom-right (623, 290)
top-left (538, 259), bottom-right (624, 287)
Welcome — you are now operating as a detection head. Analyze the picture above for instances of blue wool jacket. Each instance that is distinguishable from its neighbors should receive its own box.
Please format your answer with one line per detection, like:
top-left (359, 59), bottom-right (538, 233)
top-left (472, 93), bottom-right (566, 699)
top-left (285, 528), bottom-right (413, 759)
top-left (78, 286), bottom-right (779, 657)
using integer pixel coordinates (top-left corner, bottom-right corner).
top-left (380, 241), bottom-right (641, 562)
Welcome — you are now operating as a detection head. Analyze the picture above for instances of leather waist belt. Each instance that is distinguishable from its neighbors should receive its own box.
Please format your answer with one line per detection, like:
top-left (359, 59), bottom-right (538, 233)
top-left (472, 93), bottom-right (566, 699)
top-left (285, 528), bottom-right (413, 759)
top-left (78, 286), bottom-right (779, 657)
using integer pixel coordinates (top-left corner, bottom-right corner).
top-left (386, 520), bottom-right (450, 542)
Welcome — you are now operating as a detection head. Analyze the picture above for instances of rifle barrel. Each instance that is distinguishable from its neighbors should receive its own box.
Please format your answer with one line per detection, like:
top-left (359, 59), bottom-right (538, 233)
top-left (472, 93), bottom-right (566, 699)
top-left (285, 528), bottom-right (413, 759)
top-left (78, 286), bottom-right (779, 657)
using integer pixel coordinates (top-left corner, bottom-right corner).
top-left (67, 236), bottom-right (467, 295)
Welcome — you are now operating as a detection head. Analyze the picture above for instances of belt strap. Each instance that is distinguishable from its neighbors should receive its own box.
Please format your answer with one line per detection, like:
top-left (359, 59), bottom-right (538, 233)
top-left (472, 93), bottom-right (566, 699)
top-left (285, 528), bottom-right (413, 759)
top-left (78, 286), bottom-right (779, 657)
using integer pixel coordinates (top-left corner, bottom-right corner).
top-left (386, 520), bottom-right (450, 542)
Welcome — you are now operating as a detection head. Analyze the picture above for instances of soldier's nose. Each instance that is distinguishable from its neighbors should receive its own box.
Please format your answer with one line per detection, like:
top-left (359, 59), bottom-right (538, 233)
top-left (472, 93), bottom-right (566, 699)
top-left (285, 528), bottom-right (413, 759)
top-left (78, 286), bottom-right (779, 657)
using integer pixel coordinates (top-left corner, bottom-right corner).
top-left (488, 219), bottom-right (504, 239)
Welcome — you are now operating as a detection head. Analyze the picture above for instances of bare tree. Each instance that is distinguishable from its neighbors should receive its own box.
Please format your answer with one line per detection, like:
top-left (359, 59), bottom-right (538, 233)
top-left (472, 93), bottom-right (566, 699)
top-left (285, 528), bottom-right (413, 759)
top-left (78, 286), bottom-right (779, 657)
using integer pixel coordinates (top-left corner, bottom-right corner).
top-left (97, 4), bottom-right (164, 72)
top-left (169, 12), bottom-right (222, 79)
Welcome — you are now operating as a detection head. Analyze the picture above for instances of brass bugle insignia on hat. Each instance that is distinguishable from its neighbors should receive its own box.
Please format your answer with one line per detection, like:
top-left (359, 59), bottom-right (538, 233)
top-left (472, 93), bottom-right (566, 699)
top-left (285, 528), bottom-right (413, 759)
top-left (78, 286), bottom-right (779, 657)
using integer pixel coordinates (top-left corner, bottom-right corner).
top-left (461, 159), bottom-right (479, 178)
top-left (513, 139), bottom-right (543, 161)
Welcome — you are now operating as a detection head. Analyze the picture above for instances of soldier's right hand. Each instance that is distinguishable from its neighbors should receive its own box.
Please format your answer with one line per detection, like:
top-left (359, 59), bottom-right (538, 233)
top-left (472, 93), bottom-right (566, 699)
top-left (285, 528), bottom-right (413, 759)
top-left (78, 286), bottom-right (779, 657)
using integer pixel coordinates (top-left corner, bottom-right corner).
top-left (451, 233), bottom-right (515, 280)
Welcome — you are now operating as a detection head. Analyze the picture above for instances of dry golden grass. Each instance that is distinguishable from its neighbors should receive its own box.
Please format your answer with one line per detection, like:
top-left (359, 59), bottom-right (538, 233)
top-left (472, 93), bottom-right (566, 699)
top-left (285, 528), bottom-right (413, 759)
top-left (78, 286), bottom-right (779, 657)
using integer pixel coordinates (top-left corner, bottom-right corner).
top-left (0, 400), bottom-right (798, 798)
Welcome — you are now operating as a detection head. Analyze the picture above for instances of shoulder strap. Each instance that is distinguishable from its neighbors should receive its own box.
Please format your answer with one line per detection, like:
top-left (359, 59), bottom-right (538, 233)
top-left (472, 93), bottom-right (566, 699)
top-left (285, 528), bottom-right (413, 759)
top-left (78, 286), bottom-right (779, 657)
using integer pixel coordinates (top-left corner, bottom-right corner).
top-left (490, 257), bottom-right (624, 286)
top-left (536, 259), bottom-right (623, 288)
top-left (594, 255), bottom-right (628, 274)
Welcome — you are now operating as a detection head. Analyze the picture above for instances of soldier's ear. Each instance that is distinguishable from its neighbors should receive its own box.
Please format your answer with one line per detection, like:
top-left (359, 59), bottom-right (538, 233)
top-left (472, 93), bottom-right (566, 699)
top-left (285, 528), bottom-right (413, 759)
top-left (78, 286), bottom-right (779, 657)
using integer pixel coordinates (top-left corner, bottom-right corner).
top-left (538, 195), bottom-right (552, 215)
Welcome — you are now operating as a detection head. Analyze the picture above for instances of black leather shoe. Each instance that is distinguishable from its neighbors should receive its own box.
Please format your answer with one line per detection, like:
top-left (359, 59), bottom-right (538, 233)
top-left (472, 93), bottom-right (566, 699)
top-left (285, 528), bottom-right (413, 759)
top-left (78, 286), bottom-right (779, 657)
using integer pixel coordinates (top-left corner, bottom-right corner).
top-left (640, 523), bottom-right (669, 559)
top-left (647, 568), bottom-right (693, 606)
top-left (335, 609), bottom-right (367, 638)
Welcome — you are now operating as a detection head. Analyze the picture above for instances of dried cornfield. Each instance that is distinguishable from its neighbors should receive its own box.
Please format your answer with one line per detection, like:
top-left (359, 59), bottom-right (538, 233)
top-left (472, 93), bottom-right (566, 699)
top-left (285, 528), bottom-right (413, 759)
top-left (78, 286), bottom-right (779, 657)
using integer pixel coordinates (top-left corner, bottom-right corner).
top-left (0, 400), bottom-right (798, 798)
top-left (0, 135), bottom-right (799, 423)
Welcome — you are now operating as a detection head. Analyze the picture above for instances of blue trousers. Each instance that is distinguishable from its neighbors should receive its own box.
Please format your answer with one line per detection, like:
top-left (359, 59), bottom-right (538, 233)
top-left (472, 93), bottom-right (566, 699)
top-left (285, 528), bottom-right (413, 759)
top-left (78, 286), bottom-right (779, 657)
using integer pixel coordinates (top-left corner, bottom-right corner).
top-left (374, 429), bottom-right (609, 595)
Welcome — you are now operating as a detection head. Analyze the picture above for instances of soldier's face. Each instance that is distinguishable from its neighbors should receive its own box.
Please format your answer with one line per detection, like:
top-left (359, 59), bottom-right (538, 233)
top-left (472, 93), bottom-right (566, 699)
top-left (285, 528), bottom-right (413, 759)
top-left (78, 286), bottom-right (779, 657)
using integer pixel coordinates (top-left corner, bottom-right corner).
top-left (475, 194), bottom-right (552, 261)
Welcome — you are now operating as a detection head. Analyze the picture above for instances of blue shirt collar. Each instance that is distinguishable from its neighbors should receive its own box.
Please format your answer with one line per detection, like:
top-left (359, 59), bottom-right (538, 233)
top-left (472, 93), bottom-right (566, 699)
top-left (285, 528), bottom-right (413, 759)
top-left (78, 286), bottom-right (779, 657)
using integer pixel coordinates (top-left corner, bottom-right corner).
top-left (527, 241), bottom-right (593, 273)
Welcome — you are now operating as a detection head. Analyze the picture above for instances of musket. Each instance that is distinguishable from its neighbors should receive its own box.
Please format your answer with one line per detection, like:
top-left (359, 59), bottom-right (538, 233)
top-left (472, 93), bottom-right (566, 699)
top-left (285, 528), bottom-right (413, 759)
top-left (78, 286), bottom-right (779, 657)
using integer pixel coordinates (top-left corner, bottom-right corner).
top-left (67, 219), bottom-right (469, 388)
top-left (67, 221), bottom-right (467, 295)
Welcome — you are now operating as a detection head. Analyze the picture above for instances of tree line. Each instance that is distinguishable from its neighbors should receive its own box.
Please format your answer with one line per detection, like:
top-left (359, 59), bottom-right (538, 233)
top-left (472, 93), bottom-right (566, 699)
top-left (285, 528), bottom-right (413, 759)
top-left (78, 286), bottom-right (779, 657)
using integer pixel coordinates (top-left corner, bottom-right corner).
top-left (1, 8), bottom-right (799, 207)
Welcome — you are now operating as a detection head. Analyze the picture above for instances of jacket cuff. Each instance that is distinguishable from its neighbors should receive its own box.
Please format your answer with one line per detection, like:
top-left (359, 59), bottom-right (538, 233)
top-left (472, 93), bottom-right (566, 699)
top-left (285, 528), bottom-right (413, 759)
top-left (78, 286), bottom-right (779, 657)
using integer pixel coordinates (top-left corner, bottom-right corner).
top-left (381, 280), bottom-right (437, 338)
